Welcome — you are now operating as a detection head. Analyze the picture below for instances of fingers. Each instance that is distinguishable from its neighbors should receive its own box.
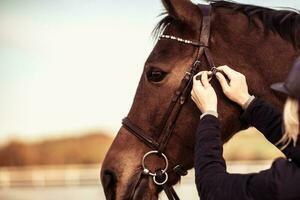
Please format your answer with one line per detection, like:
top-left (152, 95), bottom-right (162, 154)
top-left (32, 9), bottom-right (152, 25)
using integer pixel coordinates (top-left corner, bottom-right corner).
top-left (191, 89), bottom-right (199, 104)
top-left (191, 94), bottom-right (196, 103)
top-left (191, 89), bottom-right (195, 98)
top-left (207, 71), bottom-right (213, 82)
top-left (201, 71), bottom-right (211, 88)
top-left (194, 71), bottom-right (212, 87)
top-left (193, 71), bottom-right (204, 83)
top-left (216, 72), bottom-right (230, 93)
top-left (192, 72), bottom-right (205, 100)
top-left (217, 65), bottom-right (238, 80)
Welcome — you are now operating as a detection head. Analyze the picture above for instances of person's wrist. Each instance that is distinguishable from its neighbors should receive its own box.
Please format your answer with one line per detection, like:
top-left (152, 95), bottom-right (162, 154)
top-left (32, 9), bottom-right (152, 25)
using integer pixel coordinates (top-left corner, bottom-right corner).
top-left (242, 95), bottom-right (255, 110)
top-left (237, 94), bottom-right (251, 107)
top-left (202, 105), bottom-right (217, 113)
top-left (200, 110), bottom-right (219, 119)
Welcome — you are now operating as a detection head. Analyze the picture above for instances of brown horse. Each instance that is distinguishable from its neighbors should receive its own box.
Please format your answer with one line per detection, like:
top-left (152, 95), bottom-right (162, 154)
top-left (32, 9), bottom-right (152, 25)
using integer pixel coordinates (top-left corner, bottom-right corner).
top-left (101, 0), bottom-right (300, 199)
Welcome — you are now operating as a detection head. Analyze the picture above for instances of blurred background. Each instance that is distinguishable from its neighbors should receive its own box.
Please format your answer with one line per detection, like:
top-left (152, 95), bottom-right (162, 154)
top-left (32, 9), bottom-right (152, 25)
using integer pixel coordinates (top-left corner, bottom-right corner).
top-left (0, 0), bottom-right (299, 199)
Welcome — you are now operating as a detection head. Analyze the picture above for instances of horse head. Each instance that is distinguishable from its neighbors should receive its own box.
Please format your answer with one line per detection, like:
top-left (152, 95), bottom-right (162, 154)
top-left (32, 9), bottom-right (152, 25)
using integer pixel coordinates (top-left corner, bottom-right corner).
top-left (101, 0), bottom-right (299, 199)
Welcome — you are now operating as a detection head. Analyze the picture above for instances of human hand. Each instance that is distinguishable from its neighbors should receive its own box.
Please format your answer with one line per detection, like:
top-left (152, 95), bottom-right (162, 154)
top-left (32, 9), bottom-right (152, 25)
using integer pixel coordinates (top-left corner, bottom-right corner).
top-left (216, 65), bottom-right (251, 107)
top-left (191, 71), bottom-right (217, 113)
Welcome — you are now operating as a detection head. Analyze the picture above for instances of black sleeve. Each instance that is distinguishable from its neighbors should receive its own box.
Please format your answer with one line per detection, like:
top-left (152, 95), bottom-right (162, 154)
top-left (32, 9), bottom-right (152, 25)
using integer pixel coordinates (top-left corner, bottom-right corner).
top-left (194, 115), bottom-right (300, 200)
top-left (241, 98), bottom-right (300, 166)
top-left (241, 98), bottom-right (283, 145)
top-left (194, 115), bottom-right (253, 200)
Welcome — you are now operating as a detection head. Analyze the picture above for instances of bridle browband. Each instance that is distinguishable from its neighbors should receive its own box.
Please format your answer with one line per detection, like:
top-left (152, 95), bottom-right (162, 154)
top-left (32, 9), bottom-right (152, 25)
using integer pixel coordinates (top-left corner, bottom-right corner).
top-left (122, 4), bottom-right (215, 200)
top-left (159, 34), bottom-right (209, 47)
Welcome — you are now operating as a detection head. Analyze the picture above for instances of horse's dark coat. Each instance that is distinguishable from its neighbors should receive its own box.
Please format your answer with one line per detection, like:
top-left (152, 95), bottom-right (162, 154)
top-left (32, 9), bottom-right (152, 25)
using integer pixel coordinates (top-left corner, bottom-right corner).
top-left (101, 1), bottom-right (300, 199)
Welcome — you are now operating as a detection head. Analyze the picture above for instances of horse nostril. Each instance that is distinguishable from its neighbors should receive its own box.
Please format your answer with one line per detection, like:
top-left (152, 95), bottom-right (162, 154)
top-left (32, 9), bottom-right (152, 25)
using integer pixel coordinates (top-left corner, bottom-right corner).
top-left (102, 170), bottom-right (117, 200)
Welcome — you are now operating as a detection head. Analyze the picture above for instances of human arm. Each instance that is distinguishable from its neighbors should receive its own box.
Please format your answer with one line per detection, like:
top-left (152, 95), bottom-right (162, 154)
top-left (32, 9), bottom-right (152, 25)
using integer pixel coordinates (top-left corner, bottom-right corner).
top-left (214, 65), bottom-right (284, 144)
top-left (191, 73), bottom-right (254, 199)
top-left (191, 71), bottom-right (299, 199)
top-left (215, 65), bottom-right (300, 165)
top-left (194, 114), bottom-right (298, 200)
top-left (242, 97), bottom-right (300, 165)
top-left (241, 98), bottom-right (283, 146)
top-left (195, 115), bottom-right (255, 200)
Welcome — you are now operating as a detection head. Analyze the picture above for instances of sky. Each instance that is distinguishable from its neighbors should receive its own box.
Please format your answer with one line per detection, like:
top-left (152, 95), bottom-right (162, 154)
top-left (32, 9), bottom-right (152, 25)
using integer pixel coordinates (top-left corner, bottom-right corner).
top-left (0, 0), bottom-right (300, 142)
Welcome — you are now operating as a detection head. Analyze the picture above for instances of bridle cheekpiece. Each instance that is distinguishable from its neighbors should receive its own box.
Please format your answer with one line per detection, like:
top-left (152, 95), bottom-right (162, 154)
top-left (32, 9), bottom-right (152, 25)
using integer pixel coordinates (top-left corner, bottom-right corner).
top-left (122, 4), bottom-right (215, 200)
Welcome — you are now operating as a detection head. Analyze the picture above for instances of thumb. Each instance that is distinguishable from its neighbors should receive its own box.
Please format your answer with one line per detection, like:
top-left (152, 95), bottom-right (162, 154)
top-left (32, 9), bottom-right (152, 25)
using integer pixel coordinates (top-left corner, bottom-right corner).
top-left (216, 72), bottom-right (230, 93)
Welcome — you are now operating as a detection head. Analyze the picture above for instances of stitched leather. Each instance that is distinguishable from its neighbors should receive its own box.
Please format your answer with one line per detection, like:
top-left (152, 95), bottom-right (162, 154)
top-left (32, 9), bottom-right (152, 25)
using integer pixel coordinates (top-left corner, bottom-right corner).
top-left (122, 4), bottom-right (213, 200)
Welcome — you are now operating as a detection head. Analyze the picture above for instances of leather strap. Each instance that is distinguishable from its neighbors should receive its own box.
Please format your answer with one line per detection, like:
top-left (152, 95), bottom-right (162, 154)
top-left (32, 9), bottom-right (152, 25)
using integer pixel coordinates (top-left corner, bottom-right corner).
top-left (199, 5), bottom-right (217, 72)
top-left (121, 4), bottom-right (213, 200)
top-left (163, 185), bottom-right (180, 200)
top-left (122, 117), bottom-right (159, 149)
top-left (199, 5), bottom-right (212, 47)
top-left (157, 4), bottom-right (213, 154)
top-left (157, 63), bottom-right (199, 153)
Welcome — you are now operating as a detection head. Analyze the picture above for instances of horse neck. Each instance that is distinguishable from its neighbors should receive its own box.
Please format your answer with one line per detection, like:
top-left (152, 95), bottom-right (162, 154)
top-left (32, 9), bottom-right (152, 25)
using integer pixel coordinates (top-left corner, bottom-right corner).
top-left (191, 8), bottom-right (300, 143)
top-left (211, 8), bottom-right (299, 97)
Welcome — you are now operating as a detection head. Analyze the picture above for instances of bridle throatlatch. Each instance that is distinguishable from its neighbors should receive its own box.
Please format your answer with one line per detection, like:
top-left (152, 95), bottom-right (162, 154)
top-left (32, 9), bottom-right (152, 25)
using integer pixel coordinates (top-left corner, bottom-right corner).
top-left (122, 4), bottom-right (216, 200)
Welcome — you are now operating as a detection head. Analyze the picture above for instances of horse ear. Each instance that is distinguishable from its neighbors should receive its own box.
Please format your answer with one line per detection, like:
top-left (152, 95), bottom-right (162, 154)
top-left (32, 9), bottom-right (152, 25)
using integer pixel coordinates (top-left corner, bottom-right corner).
top-left (162, 0), bottom-right (200, 24)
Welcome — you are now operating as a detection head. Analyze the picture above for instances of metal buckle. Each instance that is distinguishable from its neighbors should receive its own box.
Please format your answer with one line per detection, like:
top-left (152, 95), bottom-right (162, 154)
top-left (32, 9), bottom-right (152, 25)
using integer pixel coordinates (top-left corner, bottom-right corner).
top-left (153, 170), bottom-right (169, 186)
top-left (185, 72), bottom-right (191, 76)
top-left (211, 67), bottom-right (218, 75)
top-left (142, 150), bottom-right (169, 177)
top-left (193, 60), bottom-right (201, 67)
top-left (184, 72), bottom-right (192, 80)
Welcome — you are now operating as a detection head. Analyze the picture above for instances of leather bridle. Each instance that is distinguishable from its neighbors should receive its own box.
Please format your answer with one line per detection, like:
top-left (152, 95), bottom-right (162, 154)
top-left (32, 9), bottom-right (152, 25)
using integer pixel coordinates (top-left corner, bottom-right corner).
top-left (122, 4), bottom-right (215, 200)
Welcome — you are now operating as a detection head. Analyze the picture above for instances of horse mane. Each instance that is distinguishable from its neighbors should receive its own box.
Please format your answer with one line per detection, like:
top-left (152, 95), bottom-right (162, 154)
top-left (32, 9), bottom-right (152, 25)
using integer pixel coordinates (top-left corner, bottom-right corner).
top-left (153, 0), bottom-right (300, 49)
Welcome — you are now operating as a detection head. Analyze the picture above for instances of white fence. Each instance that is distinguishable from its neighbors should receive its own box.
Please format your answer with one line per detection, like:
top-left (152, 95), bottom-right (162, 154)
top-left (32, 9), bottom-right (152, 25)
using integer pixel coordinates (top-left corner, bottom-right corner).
top-left (0, 161), bottom-right (273, 189)
top-left (0, 164), bottom-right (101, 188)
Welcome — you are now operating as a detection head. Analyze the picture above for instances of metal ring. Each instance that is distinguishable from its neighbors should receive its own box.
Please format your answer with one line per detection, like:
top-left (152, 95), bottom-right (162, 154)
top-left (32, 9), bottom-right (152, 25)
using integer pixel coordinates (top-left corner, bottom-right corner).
top-left (142, 151), bottom-right (169, 177)
top-left (153, 171), bottom-right (169, 186)
top-left (193, 60), bottom-right (201, 67)
top-left (211, 67), bottom-right (218, 75)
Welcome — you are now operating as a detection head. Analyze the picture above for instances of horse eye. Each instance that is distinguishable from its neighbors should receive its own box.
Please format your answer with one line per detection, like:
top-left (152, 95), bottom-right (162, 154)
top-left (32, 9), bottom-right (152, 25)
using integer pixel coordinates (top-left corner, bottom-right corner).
top-left (146, 67), bottom-right (167, 82)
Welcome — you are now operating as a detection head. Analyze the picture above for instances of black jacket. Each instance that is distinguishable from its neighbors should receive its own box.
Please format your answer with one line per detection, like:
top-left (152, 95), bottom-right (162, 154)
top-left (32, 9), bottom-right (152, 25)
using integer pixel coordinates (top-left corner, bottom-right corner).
top-left (195, 98), bottom-right (300, 200)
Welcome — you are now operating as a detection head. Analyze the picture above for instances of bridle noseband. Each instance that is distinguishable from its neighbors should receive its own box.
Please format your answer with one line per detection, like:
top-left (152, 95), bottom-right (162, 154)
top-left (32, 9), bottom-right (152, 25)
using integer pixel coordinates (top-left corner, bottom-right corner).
top-left (122, 4), bottom-right (215, 200)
